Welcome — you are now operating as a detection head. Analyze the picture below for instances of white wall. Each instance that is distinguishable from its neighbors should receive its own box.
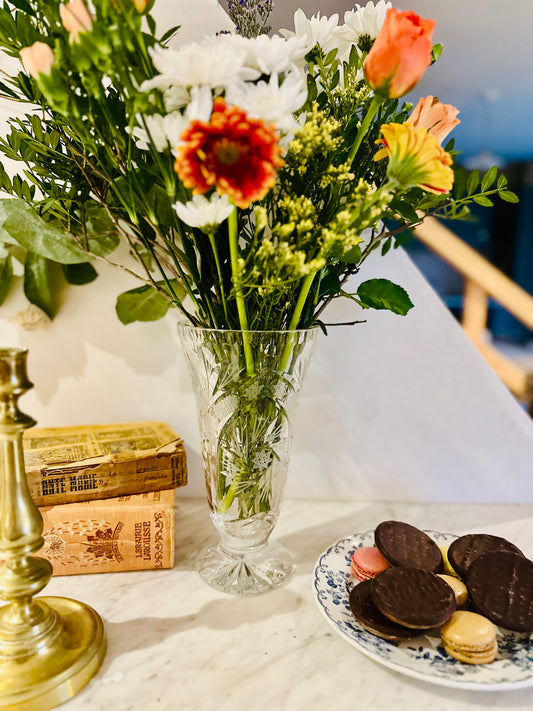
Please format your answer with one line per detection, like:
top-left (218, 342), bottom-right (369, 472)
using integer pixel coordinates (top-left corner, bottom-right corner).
top-left (1, 0), bottom-right (533, 503)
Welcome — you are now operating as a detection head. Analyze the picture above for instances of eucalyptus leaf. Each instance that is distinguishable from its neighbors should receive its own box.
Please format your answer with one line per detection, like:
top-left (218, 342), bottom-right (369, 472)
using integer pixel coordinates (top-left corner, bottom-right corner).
top-left (63, 262), bottom-right (98, 285)
top-left (116, 279), bottom-right (185, 324)
top-left (356, 279), bottom-right (414, 315)
top-left (23, 252), bottom-right (55, 318)
top-left (2, 200), bottom-right (88, 263)
top-left (2, 200), bottom-right (118, 263)
top-left (0, 254), bottom-right (12, 306)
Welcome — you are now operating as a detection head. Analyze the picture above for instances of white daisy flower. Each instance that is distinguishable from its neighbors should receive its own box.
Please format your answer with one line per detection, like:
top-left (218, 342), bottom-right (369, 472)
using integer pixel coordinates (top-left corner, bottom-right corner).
top-left (131, 112), bottom-right (187, 153)
top-left (162, 112), bottom-right (188, 154)
top-left (174, 193), bottom-right (234, 230)
top-left (281, 9), bottom-right (340, 55)
top-left (225, 70), bottom-right (307, 134)
top-left (233, 34), bottom-right (308, 75)
top-left (335, 0), bottom-right (392, 61)
top-left (131, 113), bottom-right (168, 152)
top-left (163, 85), bottom-right (189, 112)
top-left (186, 85), bottom-right (213, 124)
top-left (141, 41), bottom-right (249, 91)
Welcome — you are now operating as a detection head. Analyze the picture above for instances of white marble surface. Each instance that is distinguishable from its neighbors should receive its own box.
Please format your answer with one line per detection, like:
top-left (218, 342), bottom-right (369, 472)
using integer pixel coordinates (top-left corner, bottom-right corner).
top-left (45, 497), bottom-right (533, 711)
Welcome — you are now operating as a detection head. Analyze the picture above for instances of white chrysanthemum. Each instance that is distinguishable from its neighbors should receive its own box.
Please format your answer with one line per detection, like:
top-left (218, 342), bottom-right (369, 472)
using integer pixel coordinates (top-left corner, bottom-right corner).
top-left (132, 87), bottom-right (213, 154)
top-left (131, 112), bottom-right (185, 152)
top-left (163, 85), bottom-right (189, 112)
top-left (174, 193), bottom-right (234, 230)
top-left (335, 1), bottom-right (392, 61)
top-left (186, 85), bottom-right (213, 124)
top-left (233, 34), bottom-right (308, 75)
top-left (131, 114), bottom-right (168, 152)
top-left (280, 9), bottom-right (340, 54)
top-left (225, 71), bottom-right (307, 134)
top-left (141, 41), bottom-right (248, 91)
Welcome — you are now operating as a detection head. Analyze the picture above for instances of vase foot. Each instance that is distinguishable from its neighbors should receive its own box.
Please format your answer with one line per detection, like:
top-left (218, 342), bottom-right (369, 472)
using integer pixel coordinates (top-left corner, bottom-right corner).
top-left (198, 541), bottom-right (295, 595)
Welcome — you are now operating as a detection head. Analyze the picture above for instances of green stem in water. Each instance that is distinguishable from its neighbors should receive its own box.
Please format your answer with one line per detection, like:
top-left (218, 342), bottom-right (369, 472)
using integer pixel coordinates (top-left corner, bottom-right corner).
top-left (228, 202), bottom-right (255, 376)
top-left (347, 94), bottom-right (386, 165)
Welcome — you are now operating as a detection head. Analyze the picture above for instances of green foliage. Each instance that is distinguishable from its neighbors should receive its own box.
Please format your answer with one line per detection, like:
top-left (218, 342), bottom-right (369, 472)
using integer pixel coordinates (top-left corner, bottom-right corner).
top-left (355, 279), bottom-right (414, 316)
top-left (0, 250), bottom-right (13, 306)
top-left (63, 262), bottom-right (98, 285)
top-left (23, 251), bottom-right (56, 318)
top-left (0, 0), bottom-right (514, 329)
top-left (116, 280), bottom-right (186, 324)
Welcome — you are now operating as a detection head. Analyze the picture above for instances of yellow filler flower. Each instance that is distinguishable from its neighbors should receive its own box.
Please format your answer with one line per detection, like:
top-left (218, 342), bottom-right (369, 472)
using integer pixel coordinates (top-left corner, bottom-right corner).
top-left (374, 122), bottom-right (454, 194)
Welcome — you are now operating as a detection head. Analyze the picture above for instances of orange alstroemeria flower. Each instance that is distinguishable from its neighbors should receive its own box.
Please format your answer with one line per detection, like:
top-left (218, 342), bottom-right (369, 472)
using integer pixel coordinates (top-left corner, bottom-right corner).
top-left (364, 8), bottom-right (435, 98)
top-left (375, 122), bottom-right (454, 195)
top-left (175, 98), bottom-right (283, 209)
top-left (407, 96), bottom-right (460, 144)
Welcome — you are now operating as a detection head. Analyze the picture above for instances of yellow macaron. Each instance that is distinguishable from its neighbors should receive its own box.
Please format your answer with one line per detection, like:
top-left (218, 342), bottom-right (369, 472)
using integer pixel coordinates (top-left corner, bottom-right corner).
top-left (440, 610), bottom-right (498, 665)
top-left (439, 545), bottom-right (461, 579)
top-left (437, 574), bottom-right (468, 608)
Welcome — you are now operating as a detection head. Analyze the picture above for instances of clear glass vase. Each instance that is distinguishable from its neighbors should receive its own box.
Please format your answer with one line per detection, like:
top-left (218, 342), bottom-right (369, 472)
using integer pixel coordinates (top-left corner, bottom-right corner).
top-left (178, 325), bottom-right (317, 594)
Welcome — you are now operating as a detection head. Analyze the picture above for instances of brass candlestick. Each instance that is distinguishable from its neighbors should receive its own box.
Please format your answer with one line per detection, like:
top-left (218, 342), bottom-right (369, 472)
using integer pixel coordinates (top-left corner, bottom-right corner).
top-left (0, 348), bottom-right (106, 710)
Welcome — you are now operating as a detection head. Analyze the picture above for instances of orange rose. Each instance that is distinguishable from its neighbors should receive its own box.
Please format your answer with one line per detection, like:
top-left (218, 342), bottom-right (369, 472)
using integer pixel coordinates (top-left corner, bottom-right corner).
top-left (407, 95), bottom-right (460, 144)
top-left (364, 8), bottom-right (435, 98)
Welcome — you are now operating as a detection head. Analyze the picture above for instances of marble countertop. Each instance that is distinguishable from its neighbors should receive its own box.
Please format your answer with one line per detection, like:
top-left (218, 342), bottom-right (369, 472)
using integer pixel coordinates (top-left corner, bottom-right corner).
top-left (46, 497), bottom-right (533, 711)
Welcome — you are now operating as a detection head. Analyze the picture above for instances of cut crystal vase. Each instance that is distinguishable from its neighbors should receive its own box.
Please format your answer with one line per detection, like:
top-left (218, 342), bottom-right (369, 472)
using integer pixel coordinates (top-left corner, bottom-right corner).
top-left (178, 325), bottom-right (317, 594)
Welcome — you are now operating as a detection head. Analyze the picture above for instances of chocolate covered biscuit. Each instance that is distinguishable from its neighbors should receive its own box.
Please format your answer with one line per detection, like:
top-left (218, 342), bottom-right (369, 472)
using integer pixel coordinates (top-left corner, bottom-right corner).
top-left (348, 580), bottom-right (422, 642)
top-left (466, 551), bottom-right (533, 633)
top-left (448, 533), bottom-right (524, 579)
top-left (374, 521), bottom-right (442, 572)
top-left (371, 566), bottom-right (456, 629)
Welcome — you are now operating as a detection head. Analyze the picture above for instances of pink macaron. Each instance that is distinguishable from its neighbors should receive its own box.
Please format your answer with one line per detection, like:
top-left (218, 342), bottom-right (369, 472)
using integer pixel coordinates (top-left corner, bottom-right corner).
top-left (351, 546), bottom-right (391, 581)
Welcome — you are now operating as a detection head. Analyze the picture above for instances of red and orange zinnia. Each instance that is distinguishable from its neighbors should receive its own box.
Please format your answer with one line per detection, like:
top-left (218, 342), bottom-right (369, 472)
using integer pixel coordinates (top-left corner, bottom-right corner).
top-left (175, 98), bottom-right (283, 209)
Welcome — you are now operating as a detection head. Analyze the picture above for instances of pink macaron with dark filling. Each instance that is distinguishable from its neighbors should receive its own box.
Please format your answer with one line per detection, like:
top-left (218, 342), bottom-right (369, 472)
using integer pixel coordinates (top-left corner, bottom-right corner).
top-left (351, 546), bottom-right (391, 581)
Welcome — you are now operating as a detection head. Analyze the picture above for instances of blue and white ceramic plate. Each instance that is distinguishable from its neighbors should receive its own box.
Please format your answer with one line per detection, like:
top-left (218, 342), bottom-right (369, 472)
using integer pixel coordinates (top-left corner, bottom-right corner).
top-left (312, 530), bottom-right (533, 690)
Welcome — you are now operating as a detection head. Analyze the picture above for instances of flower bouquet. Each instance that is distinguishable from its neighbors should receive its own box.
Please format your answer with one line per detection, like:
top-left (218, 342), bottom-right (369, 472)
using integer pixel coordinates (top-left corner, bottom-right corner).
top-left (0, 0), bottom-right (516, 592)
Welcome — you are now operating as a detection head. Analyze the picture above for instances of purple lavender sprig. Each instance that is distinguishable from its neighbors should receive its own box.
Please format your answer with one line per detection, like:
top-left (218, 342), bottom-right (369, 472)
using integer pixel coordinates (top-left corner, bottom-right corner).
top-left (226, 0), bottom-right (274, 38)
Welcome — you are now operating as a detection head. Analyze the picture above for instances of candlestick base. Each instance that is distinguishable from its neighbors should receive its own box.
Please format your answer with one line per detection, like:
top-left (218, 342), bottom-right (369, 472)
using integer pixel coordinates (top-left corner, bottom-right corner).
top-left (0, 596), bottom-right (106, 711)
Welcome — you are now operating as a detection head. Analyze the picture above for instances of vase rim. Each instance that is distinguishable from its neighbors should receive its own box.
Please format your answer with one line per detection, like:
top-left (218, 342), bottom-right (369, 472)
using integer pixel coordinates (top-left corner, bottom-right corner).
top-left (176, 323), bottom-right (320, 335)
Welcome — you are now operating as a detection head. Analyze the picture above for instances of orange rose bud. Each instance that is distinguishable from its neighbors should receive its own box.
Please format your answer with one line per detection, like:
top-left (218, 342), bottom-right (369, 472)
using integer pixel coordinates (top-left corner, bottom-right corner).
top-left (364, 8), bottom-right (435, 98)
top-left (407, 95), bottom-right (460, 144)
top-left (132, 0), bottom-right (154, 12)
